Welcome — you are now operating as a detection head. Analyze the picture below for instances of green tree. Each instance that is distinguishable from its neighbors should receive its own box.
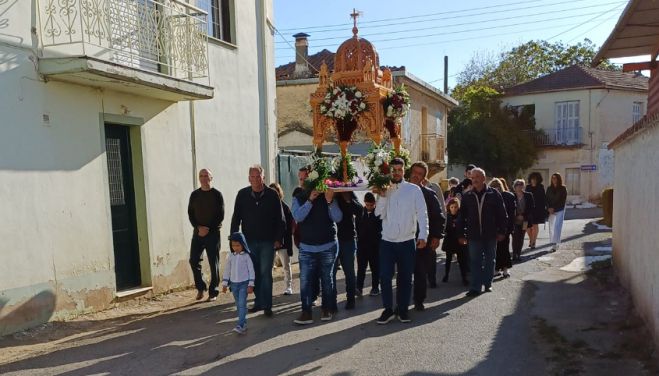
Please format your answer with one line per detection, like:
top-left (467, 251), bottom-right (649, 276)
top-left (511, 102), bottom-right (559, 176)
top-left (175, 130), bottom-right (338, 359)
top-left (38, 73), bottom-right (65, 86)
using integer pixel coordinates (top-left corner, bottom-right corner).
top-left (451, 39), bottom-right (619, 101)
top-left (448, 86), bottom-right (541, 180)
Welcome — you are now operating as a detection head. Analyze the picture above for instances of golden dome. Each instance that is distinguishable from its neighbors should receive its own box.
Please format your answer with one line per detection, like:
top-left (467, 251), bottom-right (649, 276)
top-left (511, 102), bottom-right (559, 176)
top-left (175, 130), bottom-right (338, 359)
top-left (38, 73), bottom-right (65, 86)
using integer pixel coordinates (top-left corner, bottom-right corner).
top-left (334, 18), bottom-right (379, 73)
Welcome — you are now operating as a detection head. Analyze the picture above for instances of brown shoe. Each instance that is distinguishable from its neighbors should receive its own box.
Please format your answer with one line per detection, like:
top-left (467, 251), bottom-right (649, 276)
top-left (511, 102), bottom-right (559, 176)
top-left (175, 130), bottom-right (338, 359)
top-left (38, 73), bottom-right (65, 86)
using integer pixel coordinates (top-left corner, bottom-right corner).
top-left (321, 309), bottom-right (333, 321)
top-left (293, 311), bottom-right (313, 325)
top-left (195, 291), bottom-right (204, 300)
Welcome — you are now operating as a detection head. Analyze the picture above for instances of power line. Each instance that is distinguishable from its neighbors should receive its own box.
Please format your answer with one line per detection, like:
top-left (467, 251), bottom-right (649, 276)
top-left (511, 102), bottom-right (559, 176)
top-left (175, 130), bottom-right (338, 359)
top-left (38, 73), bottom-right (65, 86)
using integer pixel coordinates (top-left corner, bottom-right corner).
top-left (275, 1), bottom-right (625, 45)
top-left (276, 0), bottom-right (618, 37)
top-left (274, 14), bottom-right (620, 61)
top-left (275, 9), bottom-right (622, 51)
top-left (547, 3), bottom-right (623, 40)
top-left (277, 0), bottom-right (545, 32)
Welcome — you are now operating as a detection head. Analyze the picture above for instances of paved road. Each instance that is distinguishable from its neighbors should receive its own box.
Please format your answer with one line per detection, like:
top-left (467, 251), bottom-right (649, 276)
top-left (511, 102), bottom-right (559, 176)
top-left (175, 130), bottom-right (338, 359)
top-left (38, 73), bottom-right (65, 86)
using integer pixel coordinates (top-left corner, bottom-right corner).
top-left (1, 212), bottom-right (655, 375)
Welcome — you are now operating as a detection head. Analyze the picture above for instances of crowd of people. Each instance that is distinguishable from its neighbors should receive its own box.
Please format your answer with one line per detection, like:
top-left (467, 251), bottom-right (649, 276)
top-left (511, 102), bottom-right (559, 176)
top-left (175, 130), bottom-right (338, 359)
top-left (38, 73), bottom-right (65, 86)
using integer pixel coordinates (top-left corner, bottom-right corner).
top-left (186, 162), bottom-right (568, 333)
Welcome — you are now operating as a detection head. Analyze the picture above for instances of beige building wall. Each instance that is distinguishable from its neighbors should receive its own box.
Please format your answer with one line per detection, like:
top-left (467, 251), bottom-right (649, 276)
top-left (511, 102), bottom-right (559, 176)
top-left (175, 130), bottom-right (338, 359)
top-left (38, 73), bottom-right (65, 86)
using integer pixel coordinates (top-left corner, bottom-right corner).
top-left (504, 88), bottom-right (646, 201)
top-left (611, 124), bottom-right (659, 347)
top-left (0, 0), bottom-right (276, 335)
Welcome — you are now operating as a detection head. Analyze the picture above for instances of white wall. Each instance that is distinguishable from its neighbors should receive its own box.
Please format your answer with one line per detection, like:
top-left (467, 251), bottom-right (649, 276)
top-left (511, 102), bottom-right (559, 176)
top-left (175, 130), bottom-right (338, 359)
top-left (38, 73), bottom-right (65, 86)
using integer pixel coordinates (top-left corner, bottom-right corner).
top-left (0, 0), bottom-right (275, 335)
top-left (612, 123), bottom-right (659, 347)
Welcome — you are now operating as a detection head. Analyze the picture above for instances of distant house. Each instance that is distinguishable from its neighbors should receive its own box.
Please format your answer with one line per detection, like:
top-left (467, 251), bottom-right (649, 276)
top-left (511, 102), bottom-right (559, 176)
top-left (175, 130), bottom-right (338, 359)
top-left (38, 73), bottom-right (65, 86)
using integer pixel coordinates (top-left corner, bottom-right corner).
top-left (275, 33), bottom-right (458, 184)
top-left (593, 0), bottom-right (659, 349)
top-left (501, 65), bottom-right (648, 202)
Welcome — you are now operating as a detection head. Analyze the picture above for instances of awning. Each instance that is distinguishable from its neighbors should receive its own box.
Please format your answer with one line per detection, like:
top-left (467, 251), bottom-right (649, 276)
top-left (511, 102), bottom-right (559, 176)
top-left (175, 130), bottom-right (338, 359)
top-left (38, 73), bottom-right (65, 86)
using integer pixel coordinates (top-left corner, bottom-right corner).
top-left (593, 0), bottom-right (659, 65)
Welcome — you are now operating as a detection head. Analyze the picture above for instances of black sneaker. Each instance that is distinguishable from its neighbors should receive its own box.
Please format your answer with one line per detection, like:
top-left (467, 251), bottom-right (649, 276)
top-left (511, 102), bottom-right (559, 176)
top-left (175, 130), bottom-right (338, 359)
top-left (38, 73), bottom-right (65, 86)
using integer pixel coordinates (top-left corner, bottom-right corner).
top-left (398, 310), bottom-right (411, 323)
top-left (484, 287), bottom-right (493, 293)
top-left (429, 282), bottom-right (438, 289)
top-left (356, 288), bottom-right (363, 297)
top-left (466, 290), bottom-right (480, 298)
top-left (414, 303), bottom-right (425, 311)
top-left (248, 306), bottom-right (262, 313)
top-left (369, 287), bottom-right (380, 296)
top-left (376, 309), bottom-right (395, 324)
top-left (264, 309), bottom-right (274, 317)
top-left (442, 276), bottom-right (449, 283)
top-left (345, 300), bottom-right (355, 310)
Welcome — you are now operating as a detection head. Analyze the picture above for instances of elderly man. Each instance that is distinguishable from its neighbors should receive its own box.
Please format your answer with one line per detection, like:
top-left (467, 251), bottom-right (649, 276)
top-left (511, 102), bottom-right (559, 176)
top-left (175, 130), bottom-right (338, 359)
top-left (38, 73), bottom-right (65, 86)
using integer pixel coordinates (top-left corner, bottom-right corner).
top-left (230, 165), bottom-right (285, 316)
top-left (187, 169), bottom-right (225, 301)
top-left (457, 168), bottom-right (507, 297)
top-left (374, 158), bottom-right (428, 324)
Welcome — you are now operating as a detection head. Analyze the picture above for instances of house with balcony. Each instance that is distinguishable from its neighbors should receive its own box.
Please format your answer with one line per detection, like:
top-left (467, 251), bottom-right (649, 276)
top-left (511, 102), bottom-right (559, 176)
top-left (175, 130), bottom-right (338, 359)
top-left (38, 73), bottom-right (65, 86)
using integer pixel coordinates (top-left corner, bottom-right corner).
top-left (0, 0), bottom-right (276, 335)
top-left (501, 65), bottom-right (648, 202)
top-left (593, 0), bottom-right (659, 348)
top-left (275, 33), bottom-right (457, 194)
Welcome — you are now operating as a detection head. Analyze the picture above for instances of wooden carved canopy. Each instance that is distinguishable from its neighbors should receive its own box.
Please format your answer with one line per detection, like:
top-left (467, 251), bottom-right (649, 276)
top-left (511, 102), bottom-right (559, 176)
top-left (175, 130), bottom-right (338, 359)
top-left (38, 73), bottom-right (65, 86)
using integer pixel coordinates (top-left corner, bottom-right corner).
top-left (309, 10), bottom-right (396, 155)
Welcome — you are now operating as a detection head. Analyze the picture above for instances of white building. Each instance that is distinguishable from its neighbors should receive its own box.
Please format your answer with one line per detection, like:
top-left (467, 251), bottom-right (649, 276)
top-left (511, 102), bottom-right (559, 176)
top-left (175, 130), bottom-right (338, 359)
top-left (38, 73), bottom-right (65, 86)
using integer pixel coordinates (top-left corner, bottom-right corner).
top-left (0, 0), bottom-right (276, 335)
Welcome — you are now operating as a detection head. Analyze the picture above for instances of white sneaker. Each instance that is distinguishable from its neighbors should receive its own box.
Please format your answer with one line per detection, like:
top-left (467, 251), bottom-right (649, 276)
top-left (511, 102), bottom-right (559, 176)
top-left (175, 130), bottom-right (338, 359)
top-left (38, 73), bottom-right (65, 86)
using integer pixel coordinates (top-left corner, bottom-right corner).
top-left (233, 325), bottom-right (246, 334)
top-left (283, 288), bottom-right (293, 295)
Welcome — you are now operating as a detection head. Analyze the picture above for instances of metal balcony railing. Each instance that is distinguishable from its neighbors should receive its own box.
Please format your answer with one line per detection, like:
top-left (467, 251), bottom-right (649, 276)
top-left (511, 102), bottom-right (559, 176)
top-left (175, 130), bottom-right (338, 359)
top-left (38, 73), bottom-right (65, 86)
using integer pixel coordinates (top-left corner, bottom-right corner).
top-left (531, 127), bottom-right (583, 146)
top-left (421, 134), bottom-right (445, 163)
top-left (38, 0), bottom-right (209, 81)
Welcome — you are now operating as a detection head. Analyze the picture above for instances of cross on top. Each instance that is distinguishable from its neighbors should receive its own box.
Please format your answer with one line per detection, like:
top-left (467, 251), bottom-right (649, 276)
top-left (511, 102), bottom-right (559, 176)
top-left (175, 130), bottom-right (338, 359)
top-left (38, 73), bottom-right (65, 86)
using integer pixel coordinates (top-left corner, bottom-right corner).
top-left (350, 8), bottom-right (362, 36)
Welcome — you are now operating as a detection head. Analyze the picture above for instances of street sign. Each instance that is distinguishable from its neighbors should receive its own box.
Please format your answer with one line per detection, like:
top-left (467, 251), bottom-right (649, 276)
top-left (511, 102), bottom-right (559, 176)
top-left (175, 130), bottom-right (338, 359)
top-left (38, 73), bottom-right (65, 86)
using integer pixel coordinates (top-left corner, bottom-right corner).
top-left (580, 164), bottom-right (597, 171)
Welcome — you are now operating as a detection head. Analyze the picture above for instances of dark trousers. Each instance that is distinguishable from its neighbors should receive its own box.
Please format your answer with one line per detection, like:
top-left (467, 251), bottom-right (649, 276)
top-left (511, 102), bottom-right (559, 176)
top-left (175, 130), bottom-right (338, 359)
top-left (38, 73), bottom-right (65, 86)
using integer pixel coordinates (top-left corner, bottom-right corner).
top-left (189, 232), bottom-right (221, 297)
top-left (511, 225), bottom-right (526, 259)
top-left (380, 239), bottom-right (416, 314)
top-left (427, 247), bottom-right (438, 285)
top-left (496, 234), bottom-right (512, 270)
top-left (356, 241), bottom-right (379, 290)
top-left (334, 240), bottom-right (357, 302)
top-left (247, 240), bottom-right (275, 310)
top-left (413, 246), bottom-right (434, 304)
top-left (444, 248), bottom-right (468, 280)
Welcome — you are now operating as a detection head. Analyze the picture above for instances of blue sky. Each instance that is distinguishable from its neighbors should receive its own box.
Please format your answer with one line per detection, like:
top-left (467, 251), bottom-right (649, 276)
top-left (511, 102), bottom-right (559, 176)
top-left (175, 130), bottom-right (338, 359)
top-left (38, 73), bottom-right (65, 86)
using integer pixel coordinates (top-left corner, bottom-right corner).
top-left (273, 0), bottom-right (637, 89)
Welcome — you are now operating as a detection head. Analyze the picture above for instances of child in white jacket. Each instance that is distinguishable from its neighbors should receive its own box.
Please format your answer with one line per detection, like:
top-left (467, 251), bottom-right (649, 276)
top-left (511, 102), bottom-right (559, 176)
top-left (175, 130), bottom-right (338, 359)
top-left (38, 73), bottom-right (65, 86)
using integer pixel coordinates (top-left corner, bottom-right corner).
top-left (222, 232), bottom-right (255, 334)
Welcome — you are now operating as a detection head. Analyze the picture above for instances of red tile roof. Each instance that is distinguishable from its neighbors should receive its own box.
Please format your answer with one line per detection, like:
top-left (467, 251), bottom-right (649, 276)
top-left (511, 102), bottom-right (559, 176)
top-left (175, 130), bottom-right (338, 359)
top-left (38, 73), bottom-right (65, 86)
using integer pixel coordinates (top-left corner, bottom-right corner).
top-left (275, 49), bottom-right (404, 81)
top-left (503, 65), bottom-right (648, 96)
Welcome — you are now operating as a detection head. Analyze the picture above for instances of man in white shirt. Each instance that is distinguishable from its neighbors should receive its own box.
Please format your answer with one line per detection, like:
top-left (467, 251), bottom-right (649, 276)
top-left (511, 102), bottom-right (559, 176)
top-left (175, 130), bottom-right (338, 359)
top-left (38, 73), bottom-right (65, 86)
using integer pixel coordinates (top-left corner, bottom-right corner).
top-left (373, 158), bottom-right (429, 324)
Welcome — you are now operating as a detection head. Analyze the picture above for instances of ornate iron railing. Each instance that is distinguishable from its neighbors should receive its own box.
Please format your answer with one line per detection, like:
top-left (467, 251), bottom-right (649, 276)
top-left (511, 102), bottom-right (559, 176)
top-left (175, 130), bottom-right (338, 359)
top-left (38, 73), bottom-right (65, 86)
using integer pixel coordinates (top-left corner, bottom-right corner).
top-left (38, 0), bottom-right (209, 81)
top-left (526, 126), bottom-right (583, 146)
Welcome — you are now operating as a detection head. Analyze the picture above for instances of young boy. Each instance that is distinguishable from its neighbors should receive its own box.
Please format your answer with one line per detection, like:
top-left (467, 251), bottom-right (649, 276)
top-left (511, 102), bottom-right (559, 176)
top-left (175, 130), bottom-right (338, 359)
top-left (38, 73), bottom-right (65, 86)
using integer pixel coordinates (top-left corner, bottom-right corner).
top-left (355, 192), bottom-right (382, 297)
top-left (222, 232), bottom-right (255, 334)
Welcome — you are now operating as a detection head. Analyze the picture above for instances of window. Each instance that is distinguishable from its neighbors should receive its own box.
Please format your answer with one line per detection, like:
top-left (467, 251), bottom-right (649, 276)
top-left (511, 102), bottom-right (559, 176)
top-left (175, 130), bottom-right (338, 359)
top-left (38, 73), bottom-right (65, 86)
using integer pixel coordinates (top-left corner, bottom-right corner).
top-left (554, 101), bottom-right (580, 145)
top-left (435, 111), bottom-right (444, 135)
top-left (197, 0), bottom-right (233, 43)
top-left (633, 101), bottom-right (644, 124)
top-left (565, 168), bottom-right (581, 196)
top-left (403, 110), bottom-right (412, 145)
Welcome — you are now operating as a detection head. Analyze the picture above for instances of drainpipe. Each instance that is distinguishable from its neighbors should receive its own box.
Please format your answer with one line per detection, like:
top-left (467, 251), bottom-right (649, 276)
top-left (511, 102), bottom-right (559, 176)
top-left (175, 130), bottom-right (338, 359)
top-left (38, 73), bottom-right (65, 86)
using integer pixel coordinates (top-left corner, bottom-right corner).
top-left (257, 0), bottom-right (273, 181)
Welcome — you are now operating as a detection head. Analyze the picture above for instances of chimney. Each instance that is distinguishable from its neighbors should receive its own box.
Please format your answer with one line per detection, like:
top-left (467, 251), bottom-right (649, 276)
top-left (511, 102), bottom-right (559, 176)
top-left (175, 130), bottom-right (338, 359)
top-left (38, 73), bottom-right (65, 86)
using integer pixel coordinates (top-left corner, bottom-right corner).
top-left (293, 33), bottom-right (310, 78)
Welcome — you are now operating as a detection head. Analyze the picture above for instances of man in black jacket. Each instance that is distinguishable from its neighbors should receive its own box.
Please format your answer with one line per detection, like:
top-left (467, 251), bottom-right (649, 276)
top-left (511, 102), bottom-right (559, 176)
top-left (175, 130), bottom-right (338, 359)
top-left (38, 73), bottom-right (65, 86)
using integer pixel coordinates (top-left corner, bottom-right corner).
top-left (335, 191), bottom-right (363, 310)
top-left (188, 169), bottom-right (225, 302)
top-left (457, 168), bottom-right (508, 297)
top-left (408, 162), bottom-right (446, 311)
top-left (230, 165), bottom-right (285, 316)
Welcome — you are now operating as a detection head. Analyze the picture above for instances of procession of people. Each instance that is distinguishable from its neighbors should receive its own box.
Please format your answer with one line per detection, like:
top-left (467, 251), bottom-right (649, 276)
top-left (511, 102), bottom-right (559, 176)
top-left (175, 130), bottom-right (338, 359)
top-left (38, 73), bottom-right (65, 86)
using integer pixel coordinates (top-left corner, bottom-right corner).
top-left (188, 163), bottom-right (567, 333)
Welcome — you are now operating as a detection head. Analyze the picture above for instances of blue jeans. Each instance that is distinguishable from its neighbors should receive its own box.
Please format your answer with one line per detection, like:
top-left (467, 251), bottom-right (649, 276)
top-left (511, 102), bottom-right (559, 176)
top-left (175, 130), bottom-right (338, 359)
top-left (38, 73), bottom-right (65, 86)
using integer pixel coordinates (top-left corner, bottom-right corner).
top-left (299, 245), bottom-right (338, 312)
top-left (334, 240), bottom-right (357, 301)
top-left (230, 281), bottom-right (249, 327)
top-left (468, 238), bottom-right (497, 292)
top-left (380, 239), bottom-right (416, 314)
top-left (247, 240), bottom-right (275, 310)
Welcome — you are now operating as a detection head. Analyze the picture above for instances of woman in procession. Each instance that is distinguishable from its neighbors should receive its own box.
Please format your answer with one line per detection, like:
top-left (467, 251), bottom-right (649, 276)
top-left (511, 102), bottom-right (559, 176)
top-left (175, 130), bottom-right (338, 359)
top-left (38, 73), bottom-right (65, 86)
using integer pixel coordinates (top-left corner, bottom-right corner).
top-left (546, 173), bottom-right (568, 252)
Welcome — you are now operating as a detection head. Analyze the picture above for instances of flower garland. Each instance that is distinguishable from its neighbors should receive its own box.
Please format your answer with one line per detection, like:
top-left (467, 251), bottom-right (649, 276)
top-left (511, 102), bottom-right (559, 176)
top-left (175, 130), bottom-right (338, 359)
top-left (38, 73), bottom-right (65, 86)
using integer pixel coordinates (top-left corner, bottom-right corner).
top-left (303, 150), bottom-right (331, 192)
top-left (331, 153), bottom-right (357, 182)
top-left (364, 143), bottom-right (392, 190)
top-left (320, 86), bottom-right (367, 121)
top-left (383, 84), bottom-right (411, 119)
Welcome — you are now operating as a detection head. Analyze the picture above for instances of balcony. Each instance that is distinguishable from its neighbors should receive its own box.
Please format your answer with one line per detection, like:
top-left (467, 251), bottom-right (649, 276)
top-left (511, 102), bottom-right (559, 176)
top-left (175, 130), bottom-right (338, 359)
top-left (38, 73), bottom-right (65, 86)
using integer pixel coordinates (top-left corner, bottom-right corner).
top-left (530, 127), bottom-right (583, 147)
top-left (421, 133), bottom-right (446, 176)
top-left (37, 0), bottom-right (213, 101)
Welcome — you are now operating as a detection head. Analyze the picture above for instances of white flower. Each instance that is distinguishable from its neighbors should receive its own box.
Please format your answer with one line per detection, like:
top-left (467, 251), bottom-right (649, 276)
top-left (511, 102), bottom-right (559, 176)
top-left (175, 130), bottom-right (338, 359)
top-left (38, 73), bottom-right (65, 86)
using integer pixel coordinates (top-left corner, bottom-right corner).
top-left (320, 105), bottom-right (327, 112)
top-left (333, 88), bottom-right (339, 95)
top-left (355, 91), bottom-right (362, 98)
top-left (308, 171), bottom-right (319, 180)
top-left (359, 102), bottom-right (366, 109)
top-left (374, 159), bottom-right (382, 167)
